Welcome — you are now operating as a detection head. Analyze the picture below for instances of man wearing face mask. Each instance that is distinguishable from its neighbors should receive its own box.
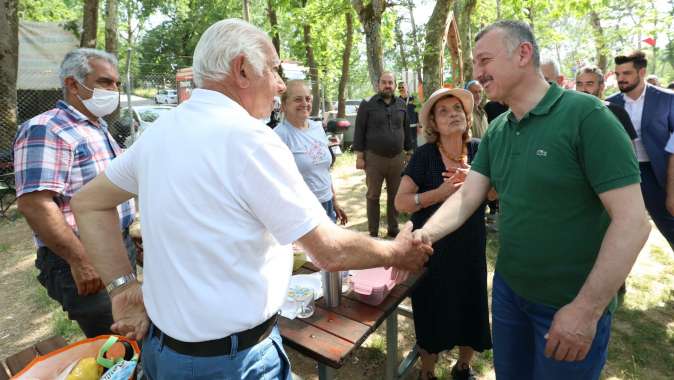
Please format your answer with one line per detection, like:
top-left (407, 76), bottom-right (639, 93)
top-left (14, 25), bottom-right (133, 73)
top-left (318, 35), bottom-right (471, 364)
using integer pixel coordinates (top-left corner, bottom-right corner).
top-left (13, 48), bottom-right (136, 337)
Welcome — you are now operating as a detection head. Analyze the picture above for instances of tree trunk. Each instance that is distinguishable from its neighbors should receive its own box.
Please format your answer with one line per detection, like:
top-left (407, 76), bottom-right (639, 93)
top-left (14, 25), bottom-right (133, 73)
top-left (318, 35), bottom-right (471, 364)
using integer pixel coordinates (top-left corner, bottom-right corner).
top-left (407, 1), bottom-right (423, 94)
top-left (395, 16), bottom-right (408, 84)
top-left (454, 0), bottom-right (477, 81)
top-left (105, 0), bottom-right (118, 55)
top-left (589, 10), bottom-right (607, 73)
top-left (242, 0), bottom-right (250, 22)
top-left (267, 0), bottom-right (281, 58)
top-left (447, 15), bottom-right (463, 86)
top-left (124, 0), bottom-right (133, 47)
top-left (303, 22), bottom-right (320, 117)
top-left (81, 0), bottom-right (99, 48)
top-left (422, 0), bottom-right (453, 98)
top-left (267, 0), bottom-right (283, 78)
top-left (0, 0), bottom-right (18, 151)
top-left (338, 11), bottom-right (354, 118)
top-left (352, 0), bottom-right (386, 91)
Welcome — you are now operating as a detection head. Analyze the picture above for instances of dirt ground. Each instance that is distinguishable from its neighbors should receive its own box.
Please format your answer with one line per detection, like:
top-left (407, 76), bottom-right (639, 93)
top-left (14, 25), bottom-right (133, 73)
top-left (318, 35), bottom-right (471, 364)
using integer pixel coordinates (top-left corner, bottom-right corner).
top-left (1, 160), bottom-right (673, 379)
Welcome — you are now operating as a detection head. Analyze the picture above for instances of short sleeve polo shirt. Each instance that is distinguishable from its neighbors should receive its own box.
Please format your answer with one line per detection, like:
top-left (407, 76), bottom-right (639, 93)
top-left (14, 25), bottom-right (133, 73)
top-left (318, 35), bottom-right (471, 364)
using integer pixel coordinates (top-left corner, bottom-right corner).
top-left (471, 83), bottom-right (640, 309)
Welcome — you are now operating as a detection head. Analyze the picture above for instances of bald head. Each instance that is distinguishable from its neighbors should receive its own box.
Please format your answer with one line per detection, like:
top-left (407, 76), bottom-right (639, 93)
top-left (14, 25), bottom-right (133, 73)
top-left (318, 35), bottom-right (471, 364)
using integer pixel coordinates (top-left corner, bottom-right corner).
top-left (378, 71), bottom-right (396, 100)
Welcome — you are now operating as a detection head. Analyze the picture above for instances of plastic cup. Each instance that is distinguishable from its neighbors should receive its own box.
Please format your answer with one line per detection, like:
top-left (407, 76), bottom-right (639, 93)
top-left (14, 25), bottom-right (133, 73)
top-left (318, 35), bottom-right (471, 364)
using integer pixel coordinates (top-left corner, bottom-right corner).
top-left (290, 286), bottom-right (314, 318)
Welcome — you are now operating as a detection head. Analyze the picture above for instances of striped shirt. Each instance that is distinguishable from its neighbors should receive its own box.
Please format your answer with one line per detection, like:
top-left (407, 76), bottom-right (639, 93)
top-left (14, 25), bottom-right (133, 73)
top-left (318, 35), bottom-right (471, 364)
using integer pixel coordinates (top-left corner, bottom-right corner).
top-left (13, 100), bottom-right (135, 247)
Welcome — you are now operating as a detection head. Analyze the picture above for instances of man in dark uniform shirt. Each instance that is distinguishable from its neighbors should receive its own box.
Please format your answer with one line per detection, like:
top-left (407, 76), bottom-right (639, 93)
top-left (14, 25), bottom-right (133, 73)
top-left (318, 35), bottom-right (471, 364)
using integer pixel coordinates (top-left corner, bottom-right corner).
top-left (354, 72), bottom-right (412, 237)
top-left (398, 81), bottom-right (419, 149)
top-left (575, 65), bottom-right (638, 140)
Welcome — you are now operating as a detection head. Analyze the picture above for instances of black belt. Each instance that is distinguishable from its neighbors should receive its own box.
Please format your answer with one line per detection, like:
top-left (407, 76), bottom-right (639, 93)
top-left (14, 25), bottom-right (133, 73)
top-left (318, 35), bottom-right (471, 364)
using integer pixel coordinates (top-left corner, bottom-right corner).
top-left (151, 314), bottom-right (278, 357)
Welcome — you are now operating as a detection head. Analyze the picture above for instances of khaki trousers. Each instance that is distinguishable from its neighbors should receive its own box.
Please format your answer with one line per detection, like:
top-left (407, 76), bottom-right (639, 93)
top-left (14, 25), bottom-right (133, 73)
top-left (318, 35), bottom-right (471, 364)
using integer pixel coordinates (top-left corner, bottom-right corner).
top-left (364, 151), bottom-right (404, 237)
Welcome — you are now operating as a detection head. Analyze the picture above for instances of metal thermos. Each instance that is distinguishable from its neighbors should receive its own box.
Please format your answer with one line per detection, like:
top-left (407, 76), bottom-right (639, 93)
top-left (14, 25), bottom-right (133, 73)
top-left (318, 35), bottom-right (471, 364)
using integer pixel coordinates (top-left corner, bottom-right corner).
top-left (321, 270), bottom-right (341, 308)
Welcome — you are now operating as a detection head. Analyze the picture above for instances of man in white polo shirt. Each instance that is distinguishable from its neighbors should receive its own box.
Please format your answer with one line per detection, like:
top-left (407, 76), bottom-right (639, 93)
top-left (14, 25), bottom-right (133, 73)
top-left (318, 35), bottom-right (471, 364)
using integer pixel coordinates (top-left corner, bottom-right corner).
top-left (71, 19), bottom-right (432, 379)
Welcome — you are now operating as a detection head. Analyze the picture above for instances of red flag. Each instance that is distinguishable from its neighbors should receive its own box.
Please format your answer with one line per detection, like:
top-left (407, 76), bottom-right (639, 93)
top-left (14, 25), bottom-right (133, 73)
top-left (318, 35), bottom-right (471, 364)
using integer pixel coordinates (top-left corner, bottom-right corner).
top-left (643, 37), bottom-right (656, 47)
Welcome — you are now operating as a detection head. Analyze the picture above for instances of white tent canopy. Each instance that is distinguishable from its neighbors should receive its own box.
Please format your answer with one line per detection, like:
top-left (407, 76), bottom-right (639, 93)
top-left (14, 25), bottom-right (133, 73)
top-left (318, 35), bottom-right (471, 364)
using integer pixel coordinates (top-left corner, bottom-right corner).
top-left (17, 22), bottom-right (79, 90)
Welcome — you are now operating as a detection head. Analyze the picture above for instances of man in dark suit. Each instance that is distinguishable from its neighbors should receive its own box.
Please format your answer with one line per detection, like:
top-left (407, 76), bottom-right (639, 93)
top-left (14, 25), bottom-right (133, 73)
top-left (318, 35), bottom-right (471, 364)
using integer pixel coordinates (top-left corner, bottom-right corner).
top-left (607, 51), bottom-right (674, 248)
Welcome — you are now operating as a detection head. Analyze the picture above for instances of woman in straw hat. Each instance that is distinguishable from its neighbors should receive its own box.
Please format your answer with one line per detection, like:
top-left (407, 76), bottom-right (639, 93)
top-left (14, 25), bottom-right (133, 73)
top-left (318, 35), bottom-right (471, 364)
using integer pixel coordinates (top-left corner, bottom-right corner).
top-left (395, 88), bottom-right (492, 380)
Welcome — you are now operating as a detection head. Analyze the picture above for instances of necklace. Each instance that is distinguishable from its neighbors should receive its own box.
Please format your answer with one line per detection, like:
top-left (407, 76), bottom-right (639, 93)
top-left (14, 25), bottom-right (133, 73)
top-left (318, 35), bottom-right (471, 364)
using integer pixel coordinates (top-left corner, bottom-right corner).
top-left (437, 142), bottom-right (467, 164)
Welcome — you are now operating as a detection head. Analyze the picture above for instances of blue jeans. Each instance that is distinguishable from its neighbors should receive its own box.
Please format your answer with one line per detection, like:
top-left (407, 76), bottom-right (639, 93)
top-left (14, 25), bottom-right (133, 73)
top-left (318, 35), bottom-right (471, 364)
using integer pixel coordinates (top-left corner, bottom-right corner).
top-left (492, 272), bottom-right (612, 380)
top-left (142, 323), bottom-right (292, 380)
top-left (321, 199), bottom-right (337, 223)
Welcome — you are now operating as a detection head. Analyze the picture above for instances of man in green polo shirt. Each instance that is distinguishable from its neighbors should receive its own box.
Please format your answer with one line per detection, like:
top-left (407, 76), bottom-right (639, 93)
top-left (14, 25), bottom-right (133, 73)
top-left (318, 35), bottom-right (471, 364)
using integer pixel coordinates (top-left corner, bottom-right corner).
top-left (414, 20), bottom-right (650, 380)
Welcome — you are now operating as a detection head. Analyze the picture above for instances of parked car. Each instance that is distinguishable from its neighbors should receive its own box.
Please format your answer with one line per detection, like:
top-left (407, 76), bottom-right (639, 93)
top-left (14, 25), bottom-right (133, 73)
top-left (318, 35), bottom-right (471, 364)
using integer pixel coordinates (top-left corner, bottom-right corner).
top-left (329, 99), bottom-right (361, 115)
top-left (154, 89), bottom-right (178, 104)
top-left (111, 105), bottom-right (175, 147)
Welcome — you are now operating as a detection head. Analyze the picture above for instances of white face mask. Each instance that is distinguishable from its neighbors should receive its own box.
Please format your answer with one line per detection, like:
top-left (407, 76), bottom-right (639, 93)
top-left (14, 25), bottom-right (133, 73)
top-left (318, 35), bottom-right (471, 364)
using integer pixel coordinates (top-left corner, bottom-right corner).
top-left (77, 81), bottom-right (120, 117)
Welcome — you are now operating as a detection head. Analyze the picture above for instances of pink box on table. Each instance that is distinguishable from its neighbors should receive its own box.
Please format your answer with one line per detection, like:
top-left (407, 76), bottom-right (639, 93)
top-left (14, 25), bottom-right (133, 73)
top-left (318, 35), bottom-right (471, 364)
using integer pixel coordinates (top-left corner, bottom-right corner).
top-left (350, 267), bottom-right (397, 306)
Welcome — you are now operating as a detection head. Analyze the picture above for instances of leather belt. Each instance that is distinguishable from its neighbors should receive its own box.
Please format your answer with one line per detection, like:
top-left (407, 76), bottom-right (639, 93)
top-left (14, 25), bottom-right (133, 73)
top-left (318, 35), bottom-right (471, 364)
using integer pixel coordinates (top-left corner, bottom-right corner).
top-left (151, 314), bottom-right (278, 357)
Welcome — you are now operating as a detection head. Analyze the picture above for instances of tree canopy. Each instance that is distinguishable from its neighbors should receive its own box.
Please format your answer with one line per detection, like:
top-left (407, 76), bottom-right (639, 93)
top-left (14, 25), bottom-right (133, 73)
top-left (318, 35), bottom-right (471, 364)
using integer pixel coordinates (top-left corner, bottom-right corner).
top-left (16, 0), bottom-right (674, 101)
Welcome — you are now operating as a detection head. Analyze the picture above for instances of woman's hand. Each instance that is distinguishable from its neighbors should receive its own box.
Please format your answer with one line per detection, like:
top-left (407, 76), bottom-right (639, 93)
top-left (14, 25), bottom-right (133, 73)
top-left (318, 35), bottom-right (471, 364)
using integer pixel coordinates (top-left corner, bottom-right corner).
top-left (436, 177), bottom-right (463, 200)
top-left (334, 203), bottom-right (348, 225)
top-left (442, 166), bottom-right (470, 184)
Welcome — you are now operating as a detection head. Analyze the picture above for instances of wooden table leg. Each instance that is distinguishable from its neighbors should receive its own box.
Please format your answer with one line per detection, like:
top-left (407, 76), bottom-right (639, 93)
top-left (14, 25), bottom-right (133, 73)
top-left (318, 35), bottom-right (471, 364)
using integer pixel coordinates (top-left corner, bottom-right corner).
top-left (317, 363), bottom-right (336, 380)
top-left (385, 310), bottom-right (398, 380)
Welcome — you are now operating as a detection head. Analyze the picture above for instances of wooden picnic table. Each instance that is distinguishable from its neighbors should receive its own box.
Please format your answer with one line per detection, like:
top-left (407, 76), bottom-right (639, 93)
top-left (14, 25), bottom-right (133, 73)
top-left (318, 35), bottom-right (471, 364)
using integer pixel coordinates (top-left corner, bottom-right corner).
top-left (2, 265), bottom-right (420, 380)
top-left (0, 336), bottom-right (68, 380)
top-left (280, 262), bottom-right (421, 380)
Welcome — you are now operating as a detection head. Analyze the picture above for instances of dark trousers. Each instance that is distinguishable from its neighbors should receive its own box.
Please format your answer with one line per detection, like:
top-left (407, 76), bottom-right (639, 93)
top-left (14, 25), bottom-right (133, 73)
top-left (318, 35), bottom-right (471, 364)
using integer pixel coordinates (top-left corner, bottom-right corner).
top-left (640, 163), bottom-right (674, 249)
top-left (365, 151), bottom-right (404, 237)
top-left (35, 229), bottom-right (137, 337)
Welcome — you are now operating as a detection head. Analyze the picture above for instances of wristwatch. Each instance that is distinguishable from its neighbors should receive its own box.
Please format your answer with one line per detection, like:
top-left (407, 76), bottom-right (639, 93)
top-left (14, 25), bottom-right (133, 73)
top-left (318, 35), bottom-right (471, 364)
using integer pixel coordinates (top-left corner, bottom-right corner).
top-left (414, 193), bottom-right (421, 207)
top-left (106, 273), bottom-right (137, 295)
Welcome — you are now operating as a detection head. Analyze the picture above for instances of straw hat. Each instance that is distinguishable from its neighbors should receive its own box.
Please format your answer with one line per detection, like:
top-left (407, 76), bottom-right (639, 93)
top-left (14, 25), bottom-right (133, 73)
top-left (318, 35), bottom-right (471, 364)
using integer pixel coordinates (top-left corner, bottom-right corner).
top-left (419, 87), bottom-right (474, 129)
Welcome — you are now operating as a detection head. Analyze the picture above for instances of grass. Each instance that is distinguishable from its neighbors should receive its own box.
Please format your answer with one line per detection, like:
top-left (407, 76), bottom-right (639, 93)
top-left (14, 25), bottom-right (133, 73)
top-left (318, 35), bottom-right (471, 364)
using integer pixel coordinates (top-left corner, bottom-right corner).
top-left (53, 310), bottom-right (82, 340)
top-left (333, 148), bottom-right (357, 171)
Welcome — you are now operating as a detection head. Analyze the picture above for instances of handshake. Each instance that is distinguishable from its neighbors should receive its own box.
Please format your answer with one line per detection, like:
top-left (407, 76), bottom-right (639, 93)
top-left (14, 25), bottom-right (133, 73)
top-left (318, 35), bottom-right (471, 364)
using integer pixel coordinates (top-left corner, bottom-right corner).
top-left (388, 221), bottom-right (434, 278)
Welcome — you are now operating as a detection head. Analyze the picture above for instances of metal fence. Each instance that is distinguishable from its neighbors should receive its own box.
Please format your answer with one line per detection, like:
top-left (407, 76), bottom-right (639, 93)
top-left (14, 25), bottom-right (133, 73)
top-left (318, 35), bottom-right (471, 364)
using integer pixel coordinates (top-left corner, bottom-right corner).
top-left (0, 72), bottom-right (177, 216)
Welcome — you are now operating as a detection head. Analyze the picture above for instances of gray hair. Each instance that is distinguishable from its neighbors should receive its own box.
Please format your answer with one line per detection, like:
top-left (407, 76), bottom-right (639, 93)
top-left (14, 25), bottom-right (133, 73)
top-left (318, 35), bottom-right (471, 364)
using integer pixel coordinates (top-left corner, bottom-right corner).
top-left (475, 20), bottom-right (540, 68)
top-left (540, 57), bottom-right (560, 78)
top-left (192, 19), bottom-right (270, 88)
top-left (576, 65), bottom-right (604, 84)
top-left (59, 48), bottom-right (118, 97)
